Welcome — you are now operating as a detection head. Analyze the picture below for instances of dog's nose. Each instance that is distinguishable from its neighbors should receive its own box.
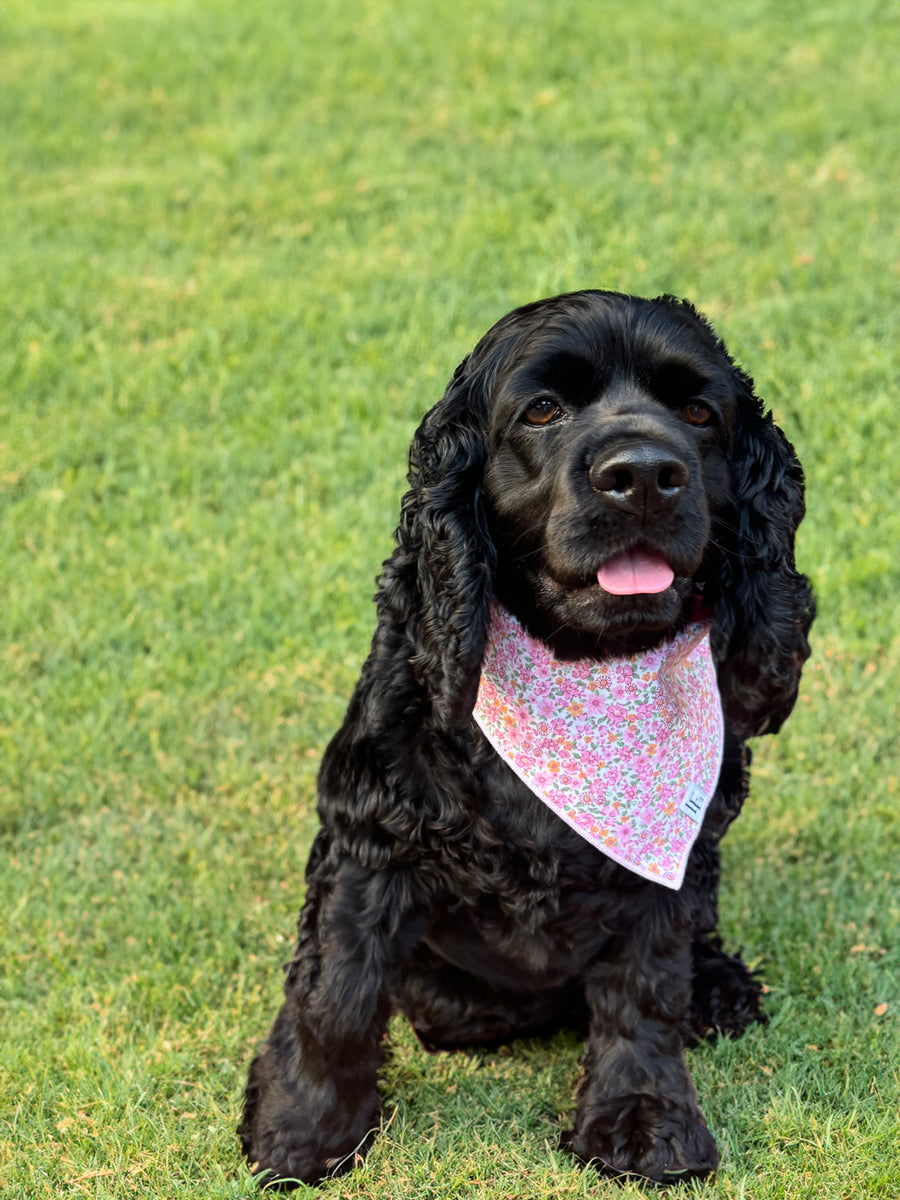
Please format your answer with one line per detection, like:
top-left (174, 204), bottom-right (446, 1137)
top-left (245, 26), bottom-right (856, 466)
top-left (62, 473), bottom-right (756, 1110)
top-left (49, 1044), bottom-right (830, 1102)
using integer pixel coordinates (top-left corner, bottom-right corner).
top-left (589, 444), bottom-right (690, 517)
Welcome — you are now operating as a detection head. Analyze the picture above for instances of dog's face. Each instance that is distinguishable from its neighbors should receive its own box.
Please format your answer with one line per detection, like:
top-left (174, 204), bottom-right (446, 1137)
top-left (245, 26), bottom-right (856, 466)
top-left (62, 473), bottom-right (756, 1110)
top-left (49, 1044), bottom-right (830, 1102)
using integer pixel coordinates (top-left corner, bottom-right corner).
top-left (480, 293), bottom-right (740, 652)
top-left (402, 289), bottom-right (811, 734)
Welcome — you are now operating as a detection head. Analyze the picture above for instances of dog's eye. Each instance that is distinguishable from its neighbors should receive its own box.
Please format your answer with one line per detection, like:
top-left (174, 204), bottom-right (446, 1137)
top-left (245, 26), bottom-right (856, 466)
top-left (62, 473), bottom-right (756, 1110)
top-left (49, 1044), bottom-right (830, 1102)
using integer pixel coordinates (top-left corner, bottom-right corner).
top-left (523, 398), bottom-right (564, 426)
top-left (681, 402), bottom-right (712, 426)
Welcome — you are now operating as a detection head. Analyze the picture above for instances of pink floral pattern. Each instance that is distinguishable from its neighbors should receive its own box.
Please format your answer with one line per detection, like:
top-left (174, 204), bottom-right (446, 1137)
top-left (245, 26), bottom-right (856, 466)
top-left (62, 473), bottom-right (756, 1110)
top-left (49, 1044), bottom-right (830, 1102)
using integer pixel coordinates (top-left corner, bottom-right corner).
top-left (473, 605), bottom-right (724, 889)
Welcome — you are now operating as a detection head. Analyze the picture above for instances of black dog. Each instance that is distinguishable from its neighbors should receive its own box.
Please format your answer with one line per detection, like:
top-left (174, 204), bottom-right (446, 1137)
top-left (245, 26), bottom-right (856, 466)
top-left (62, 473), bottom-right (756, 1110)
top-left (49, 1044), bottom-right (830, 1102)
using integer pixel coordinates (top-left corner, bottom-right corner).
top-left (240, 291), bottom-right (813, 1186)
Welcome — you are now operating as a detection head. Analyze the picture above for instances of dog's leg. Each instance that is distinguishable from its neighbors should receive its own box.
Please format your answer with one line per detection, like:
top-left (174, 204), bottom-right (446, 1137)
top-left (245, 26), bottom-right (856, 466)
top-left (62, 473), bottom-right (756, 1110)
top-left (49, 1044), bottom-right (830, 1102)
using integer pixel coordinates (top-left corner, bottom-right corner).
top-left (685, 740), bottom-right (767, 1043)
top-left (568, 901), bottom-right (718, 1184)
top-left (240, 856), bottom-right (406, 1188)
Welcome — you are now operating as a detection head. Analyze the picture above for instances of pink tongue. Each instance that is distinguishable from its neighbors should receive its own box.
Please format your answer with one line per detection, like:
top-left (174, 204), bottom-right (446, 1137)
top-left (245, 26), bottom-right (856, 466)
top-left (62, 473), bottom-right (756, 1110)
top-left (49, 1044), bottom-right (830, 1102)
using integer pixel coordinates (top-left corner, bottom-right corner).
top-left (597, 549), bottom-right (675, 595)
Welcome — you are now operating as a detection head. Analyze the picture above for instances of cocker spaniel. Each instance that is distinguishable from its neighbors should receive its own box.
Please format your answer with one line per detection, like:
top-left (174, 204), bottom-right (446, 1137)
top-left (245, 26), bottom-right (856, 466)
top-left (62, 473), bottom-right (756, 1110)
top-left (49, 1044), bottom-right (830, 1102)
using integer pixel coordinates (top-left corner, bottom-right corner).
top-left (240, 290), bottom-right (813, 1186)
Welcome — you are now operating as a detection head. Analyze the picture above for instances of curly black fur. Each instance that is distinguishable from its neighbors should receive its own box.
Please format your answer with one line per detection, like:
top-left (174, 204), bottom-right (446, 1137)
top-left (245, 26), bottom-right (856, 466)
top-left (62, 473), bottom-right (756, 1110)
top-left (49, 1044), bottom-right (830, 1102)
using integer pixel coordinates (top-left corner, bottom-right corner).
top-left (239, 291), bottom-right (813, 1187)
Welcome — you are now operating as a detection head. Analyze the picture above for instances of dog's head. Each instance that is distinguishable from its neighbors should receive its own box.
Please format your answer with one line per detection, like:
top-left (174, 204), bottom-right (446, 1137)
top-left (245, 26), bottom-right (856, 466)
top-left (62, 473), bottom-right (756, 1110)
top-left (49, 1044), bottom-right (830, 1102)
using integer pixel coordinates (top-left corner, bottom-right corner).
top-left (380, 291), bottom-right (813, 738)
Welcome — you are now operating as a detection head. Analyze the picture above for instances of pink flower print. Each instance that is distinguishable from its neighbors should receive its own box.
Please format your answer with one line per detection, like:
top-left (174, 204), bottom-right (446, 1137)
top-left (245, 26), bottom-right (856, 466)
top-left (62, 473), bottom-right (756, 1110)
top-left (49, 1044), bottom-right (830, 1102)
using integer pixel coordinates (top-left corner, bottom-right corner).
top-left (616, 730), bottom-right (635, 754)
top-left (475, 608), bottom-right (720, 889)
top-left (490, 647), bottom-right (509, 672)
top-left (572, 660), bottom-right (594, 681)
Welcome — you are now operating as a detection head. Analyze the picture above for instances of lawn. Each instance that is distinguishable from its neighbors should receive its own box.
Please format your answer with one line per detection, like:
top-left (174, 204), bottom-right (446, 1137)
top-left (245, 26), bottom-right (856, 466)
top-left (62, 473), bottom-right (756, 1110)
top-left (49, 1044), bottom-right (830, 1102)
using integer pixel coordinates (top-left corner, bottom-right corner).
top-left (1, 0), bottom-right (899, 1196)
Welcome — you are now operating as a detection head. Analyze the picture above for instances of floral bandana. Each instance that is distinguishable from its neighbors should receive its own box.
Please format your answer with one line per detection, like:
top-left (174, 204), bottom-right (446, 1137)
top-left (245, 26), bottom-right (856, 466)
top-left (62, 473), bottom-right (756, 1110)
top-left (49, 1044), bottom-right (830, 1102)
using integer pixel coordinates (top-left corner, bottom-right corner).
top-left (472, 604), bottom-right (724, 890)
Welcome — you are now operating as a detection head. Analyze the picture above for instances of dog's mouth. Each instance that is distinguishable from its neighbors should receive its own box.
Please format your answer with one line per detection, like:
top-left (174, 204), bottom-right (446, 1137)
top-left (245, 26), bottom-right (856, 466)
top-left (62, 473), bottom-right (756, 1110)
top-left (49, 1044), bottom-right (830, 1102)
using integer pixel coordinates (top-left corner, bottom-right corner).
top-left (595, 547), bottom-right (674, 596)
top-left (523, 539), bottom-right (704, 649)
top-left (493, 527), bottom-right (705, 652)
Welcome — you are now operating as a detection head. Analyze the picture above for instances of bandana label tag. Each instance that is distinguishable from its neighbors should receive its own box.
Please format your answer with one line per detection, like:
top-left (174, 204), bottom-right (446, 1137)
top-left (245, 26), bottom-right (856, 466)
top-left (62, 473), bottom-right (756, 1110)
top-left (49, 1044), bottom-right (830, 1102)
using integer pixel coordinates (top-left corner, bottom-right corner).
top-left (679, 782), bottom-right (707, 823)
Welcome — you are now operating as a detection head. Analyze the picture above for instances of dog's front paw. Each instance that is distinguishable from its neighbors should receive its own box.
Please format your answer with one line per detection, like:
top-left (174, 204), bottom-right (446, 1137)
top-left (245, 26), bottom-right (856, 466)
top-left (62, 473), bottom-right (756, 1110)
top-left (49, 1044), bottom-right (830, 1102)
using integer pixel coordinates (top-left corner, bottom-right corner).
top-left (566, 1092), bottom-right (718, 1184)
top-left (689, 938), bottom-right (767, 1043)
top-left (244, 1129), bottom-right (372, 1191)
top-left (242, 1109), bottom-right (374, 1192)
top-left (239, 1050), bottom-right (378, 1189)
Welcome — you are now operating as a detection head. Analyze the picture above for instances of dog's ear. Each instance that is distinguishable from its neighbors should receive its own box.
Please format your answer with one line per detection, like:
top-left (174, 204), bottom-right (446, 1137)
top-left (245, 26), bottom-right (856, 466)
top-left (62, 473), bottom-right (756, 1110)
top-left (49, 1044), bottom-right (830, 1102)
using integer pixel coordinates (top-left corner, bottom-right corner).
top-left (708, 374), bottom-right (814, 738)
top-left (373, 355), bottom-right (495, 730)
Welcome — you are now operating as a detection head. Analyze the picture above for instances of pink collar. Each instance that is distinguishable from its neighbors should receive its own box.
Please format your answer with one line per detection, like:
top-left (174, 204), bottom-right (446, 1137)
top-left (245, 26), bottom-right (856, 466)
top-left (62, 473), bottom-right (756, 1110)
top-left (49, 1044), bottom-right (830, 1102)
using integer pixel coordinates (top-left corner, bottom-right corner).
top-left (473, 604), bottom-right (724, 889)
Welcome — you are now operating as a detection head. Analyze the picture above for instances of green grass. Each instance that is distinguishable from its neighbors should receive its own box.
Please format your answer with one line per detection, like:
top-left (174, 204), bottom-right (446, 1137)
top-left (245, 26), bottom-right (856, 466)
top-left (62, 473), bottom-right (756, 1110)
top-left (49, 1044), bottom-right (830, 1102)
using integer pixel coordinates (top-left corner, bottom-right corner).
top-left (2, 0), bottom-right (900, 1195)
